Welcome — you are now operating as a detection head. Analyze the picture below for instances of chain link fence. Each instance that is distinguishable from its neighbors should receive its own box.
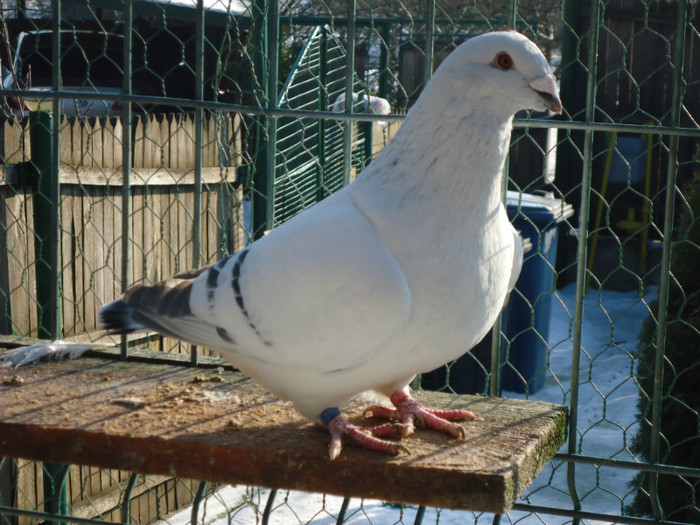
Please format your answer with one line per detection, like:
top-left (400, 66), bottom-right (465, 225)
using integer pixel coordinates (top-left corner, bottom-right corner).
top-left (0, 0), bottom-right (699, 523)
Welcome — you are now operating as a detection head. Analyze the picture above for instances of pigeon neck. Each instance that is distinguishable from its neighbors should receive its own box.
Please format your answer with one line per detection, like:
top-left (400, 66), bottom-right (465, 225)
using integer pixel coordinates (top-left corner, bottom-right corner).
top-left (375, 105), bottom-right (513, 214)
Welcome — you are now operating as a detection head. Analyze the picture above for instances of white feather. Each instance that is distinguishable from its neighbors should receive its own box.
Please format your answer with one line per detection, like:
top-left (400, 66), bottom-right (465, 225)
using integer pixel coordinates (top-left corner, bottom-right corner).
top-left (0, 341), bottom-right (106, 368)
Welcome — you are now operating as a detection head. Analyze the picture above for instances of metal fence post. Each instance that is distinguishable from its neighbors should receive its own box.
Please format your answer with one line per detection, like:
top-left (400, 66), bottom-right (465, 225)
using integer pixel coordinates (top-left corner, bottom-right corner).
top-left (342, 0), bottom-right (356, 187)
top-left (554, 0), bottom-right (582, 251)
top-left (317, 27), bottom-right (328, 201)
top-left (567, 0), bottom-right (602, 522)
top-left (265, 0), bottom-right (280, 232)
top-left (378, 21), bottom-right (391, 100)
top-left (193, 0), bottom-right (205, 269)
top-left (28, 110), bottom-right (61, 340)
top-left (251, 0), bottom-right (278, 239)
top-left (648, 0), bottom-right (689, 519)
top-left (35, 6), bottom-right (69, 522)
top-left (190, 0), bottom-right (206, 366)
top-left (121, 0), bottom-right (133, 360)
top-left (42, 463), bottom-right (69, 525)
top-left (423, 0), bottom-right (435, 86)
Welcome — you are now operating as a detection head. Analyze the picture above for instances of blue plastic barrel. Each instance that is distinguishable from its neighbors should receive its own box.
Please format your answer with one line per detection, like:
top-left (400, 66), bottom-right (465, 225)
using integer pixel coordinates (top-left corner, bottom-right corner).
top-left (502, 191), bottom-right (574, 393)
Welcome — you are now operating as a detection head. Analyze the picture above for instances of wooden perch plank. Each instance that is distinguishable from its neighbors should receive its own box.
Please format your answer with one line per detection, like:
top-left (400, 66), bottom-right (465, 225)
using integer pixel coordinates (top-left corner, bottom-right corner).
top-left (0, 350), bottom-right (566, 513)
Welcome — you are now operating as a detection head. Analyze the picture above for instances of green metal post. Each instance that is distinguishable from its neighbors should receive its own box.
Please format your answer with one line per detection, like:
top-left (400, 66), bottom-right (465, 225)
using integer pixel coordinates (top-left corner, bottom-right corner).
top-left (555, 0), bottom-right (582, 212)
top-left (423, 0), bottom-right (435, 86)
top-left (190, 481), bottom-right (209, 525)
top-left (262, 489), bottom-right (277, 525)
top-left (568, 1), bottom-right (602, 522)
top-left (342, 0), bottom-right (357, 187)
top-left (317, 27), bottom-right (328, 201)
top-left (251, 0), bottom-right (278, 239)
top-left (28, 0), bottom-right (61, 341)
top-left (39, 6), bottom-right (68, 523)
top-left (191, 0), bottom-right (206, 365)
top-left (648, 1), bottom-right (688, 519)
top-left (121, 473), bottom-right (139, 524)
top-left (29, 111), bottom-right (61, 340)
top-left (361, 120), bottom-right (373, 169)
top-left (507, 1), bottom-right (517, 28)
top-left (42, 464), bottom-right (70, 525)
top-left (121, 0), bottom-right (133, 360)
top-left (489, 318), bottom-right (502, 398)
top-left (250, 0), bottom-right (268, 239)
top-left (193, 0), bottom-right (205, 268)
top-left (379, 22), bottom-right (390, 100)
top-left (265, 0), bottom-right (279, 228)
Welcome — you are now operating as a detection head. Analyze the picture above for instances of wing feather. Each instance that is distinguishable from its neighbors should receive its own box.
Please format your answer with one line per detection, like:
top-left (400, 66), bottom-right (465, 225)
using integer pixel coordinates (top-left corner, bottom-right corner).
top-left (100, 190), bottom-right (412, 374)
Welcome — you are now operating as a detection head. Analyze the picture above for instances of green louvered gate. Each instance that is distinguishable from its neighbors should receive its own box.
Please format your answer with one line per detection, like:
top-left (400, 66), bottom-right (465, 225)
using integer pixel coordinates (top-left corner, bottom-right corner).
top-left (274, 25), bottom-right (371, 225)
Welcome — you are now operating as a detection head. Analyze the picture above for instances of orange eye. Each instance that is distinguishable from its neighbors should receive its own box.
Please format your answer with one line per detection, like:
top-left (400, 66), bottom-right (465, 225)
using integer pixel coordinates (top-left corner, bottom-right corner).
top-left (496, 52), bottom-right (513, 70)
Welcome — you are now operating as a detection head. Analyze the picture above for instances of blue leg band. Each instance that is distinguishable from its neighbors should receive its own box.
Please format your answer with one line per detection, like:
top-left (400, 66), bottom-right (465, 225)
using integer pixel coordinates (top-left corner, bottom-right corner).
top-left (320, 407), bottom-right (341, 425)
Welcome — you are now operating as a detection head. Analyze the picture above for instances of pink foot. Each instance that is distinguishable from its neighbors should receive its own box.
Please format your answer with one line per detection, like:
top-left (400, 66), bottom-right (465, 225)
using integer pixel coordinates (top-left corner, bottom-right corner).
top-left (326, 413), bottom-right (408, 460)
top-left (365, 386), bottom-right (476, 439)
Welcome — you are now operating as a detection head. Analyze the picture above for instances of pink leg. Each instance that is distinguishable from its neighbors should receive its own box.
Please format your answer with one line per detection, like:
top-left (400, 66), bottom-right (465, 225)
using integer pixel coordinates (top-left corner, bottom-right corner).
top-left (365, 386), bottom-right (476, 439)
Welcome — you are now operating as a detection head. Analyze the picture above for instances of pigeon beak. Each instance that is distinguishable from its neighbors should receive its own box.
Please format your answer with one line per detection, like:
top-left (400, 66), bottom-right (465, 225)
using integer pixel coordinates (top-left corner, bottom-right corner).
top-left (529, 74), bottom-right (563, 115)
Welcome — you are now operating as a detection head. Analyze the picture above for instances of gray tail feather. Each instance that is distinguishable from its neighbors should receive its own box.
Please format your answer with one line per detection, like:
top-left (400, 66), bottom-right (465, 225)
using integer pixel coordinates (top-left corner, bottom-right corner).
top-left (99, 273), bottom-right (199, 339)
top-left (99, 299), bottom-right (146, 334)
top-left (99, 297), bottom-right (193, 342)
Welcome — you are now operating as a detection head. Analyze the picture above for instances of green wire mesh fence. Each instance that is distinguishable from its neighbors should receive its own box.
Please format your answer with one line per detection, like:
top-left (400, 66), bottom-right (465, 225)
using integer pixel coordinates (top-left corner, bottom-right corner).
top-left (0, 0), bottom-right (699, 523)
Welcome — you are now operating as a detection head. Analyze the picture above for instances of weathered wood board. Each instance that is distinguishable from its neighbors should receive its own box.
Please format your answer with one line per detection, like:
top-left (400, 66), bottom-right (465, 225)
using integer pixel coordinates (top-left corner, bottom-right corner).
top-left (0, 350), bottom-right (567, 513)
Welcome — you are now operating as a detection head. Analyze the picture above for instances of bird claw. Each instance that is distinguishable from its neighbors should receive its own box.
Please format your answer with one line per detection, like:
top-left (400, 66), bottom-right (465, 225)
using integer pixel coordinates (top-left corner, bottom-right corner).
top-left (366, 387), bottom-right (475, 441)
top-left (366, 421), bottom-right (404, 438)
top-left (363, 405), bottom-right (395, 419)
top-left (327, 414), bottom-right (410, 460)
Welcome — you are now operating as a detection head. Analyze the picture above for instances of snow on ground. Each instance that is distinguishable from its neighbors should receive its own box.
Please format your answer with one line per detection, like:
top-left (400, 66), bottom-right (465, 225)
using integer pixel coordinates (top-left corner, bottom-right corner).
top-left (504, 282), bottom-right (656, 523)
top-left (159, 283), bottom-right (656, 524)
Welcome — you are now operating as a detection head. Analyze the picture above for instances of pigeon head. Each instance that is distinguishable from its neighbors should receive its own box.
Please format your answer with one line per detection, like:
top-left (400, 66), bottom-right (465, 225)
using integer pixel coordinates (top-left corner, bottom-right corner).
top-left (424, 31), bottom-right (562, 117)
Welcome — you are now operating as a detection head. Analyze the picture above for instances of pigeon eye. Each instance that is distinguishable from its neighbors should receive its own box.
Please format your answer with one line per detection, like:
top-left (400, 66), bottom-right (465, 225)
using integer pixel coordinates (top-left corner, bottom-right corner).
top-left (495, 52), bottom-right (513, 70)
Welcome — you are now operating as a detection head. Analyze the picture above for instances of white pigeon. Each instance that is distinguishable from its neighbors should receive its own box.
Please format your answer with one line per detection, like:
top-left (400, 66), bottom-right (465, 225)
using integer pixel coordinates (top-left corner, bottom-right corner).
top-left (100, 31), bottom-right (562, 460)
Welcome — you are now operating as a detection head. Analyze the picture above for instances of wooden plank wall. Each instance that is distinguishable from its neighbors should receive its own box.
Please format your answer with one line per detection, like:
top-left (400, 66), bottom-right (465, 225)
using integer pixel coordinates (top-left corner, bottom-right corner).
top-left (0, 119), bottom-right (33, 336)
top-left (0, 112), bottom-right (246, 339)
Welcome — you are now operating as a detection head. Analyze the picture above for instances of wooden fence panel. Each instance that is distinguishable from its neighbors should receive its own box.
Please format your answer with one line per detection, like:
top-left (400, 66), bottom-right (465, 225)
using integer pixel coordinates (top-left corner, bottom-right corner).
top-left (1, 117), bottom-right (30, 163)
top-left (60, 187), bottom-right (77, 336)
top-left (1, 188), bottom-right (37, 336)
top-left (1, 112), bottom-right (245, 338)
top-left (14, 460), bottom-right (43, 525)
